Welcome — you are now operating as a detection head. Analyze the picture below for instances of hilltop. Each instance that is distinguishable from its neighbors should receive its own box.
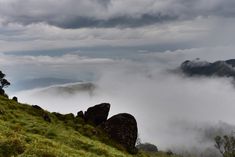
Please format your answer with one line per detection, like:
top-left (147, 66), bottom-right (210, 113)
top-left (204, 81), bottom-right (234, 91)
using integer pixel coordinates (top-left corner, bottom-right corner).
top-left (0, 95), bottom-right (179, 157)
top-left (180, 58), bottom-right (235, 78)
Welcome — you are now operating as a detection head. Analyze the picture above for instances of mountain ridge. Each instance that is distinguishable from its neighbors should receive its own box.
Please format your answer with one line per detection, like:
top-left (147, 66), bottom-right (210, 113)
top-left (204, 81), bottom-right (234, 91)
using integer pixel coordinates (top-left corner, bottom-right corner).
top-left (180, 59), bottom-right (235, 78)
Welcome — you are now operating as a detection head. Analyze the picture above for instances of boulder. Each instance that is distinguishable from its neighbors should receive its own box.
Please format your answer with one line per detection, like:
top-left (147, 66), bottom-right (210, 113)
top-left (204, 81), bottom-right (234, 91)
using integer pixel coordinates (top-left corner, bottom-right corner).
top-left (12, 96), bottom-right (18, 102)
top-left (76, 111), bottom-right (84, 119)
top-left (32, 105), bottom-right (43, 110)
top-left (84, 103), bottom-right (110, 126)
top-left (101, 113), bottom-right (138, 154)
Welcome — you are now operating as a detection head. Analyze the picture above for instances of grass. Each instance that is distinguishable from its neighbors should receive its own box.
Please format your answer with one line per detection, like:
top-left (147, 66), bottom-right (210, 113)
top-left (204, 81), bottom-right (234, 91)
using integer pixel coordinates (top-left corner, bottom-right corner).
top-left (0, 95), bottom-right (180, 157)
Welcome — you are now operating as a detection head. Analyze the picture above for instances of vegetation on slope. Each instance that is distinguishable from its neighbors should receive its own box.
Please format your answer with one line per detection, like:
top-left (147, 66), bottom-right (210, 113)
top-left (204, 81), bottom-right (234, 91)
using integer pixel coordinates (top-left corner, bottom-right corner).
top-left (0, 95), bottom-right (180, 157)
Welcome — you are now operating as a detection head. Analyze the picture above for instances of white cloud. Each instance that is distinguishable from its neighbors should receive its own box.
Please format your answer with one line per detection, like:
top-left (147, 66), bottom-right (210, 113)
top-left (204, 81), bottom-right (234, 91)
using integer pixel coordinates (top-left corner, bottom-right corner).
top-left (0, 16), bottom-right (233, 52)
top-left (143, 45), bottom-right (235, 66)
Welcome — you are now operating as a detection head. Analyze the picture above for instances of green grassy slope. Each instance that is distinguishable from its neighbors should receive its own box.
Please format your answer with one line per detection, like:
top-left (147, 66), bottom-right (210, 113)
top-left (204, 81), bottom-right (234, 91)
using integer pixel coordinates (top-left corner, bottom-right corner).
top-left (0, 96), bottom-right (179, 157)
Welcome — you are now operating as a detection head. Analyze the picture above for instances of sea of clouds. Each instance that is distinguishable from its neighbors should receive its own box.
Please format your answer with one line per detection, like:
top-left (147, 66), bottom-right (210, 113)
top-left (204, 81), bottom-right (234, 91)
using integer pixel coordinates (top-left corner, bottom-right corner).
top-left (2, 46), bottom-right (235, 156)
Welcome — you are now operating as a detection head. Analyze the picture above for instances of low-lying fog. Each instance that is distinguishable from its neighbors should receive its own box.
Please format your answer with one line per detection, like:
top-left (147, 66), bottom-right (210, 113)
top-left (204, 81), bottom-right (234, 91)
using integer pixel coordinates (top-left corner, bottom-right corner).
top-left (5, 46), bottom-right (235, 156)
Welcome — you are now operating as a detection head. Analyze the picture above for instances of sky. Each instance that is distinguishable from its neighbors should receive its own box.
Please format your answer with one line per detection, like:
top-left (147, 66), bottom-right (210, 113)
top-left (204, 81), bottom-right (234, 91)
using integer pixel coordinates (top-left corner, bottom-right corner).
top-left (0, 0), bottom-right (235, 53)
top-left (1, 0), bottom-right (235, 156)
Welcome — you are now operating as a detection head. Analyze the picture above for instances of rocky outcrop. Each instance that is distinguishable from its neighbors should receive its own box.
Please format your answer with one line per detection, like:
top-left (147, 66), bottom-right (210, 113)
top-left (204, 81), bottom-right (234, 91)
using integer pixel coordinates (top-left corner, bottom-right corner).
top-left (84, 103), bottom-right (110, 126)
top-left (76, 103), bottom-right (138, 154)
top-left (31, 105), bottom-right (51, 122)
top-left (76, 111), bottom-right (84, 119)
top-left (101, 113), bottom-right (138, 154)
top-left (32, 105), bottom-right (43, 110)
top-left (12, 96), bottom-right (18, 102)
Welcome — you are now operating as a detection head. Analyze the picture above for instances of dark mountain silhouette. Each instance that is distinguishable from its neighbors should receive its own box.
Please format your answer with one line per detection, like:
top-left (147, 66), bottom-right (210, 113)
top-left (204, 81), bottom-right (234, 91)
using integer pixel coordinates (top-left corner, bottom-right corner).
top-left (180, 59), bottom-right (235, 78)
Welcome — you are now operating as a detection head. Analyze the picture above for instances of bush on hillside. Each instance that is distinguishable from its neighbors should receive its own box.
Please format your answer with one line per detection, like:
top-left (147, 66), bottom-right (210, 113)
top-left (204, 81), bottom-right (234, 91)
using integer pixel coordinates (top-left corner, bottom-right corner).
top-left (0, 136), bottom-right (26, 157)
top-left (0, 70), bottom-right (10, 97)
top-left (215, 134), bottom-right (235, 157)
top-left (136, 143), bottom-right (158, 152)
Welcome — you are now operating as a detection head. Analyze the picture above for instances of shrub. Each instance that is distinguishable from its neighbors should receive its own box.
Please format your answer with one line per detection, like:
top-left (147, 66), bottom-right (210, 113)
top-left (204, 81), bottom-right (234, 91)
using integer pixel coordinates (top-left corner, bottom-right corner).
top-left (215, 135), bottom-right (235, 157)
top-left (45, 128), bottom-right (58, 139)
top-left (0, 137), bottom-right (26, 157)
top-left (136, 143), bottom-right (158, 152)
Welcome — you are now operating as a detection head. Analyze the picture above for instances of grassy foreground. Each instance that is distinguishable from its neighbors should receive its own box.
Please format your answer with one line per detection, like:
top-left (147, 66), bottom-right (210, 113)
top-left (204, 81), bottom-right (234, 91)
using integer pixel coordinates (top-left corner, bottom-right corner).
top-left (0, 95), bottom-right (179, 157)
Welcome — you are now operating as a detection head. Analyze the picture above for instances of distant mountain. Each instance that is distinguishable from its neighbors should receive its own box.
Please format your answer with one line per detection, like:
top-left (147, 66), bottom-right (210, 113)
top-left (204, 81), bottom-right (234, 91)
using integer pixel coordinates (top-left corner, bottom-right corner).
top-left (35, 82), bottom-right (96, 95)
top-left (12, 77), bottom-right (79, 91)
top-left (180, 59), bottom-right (235, 78)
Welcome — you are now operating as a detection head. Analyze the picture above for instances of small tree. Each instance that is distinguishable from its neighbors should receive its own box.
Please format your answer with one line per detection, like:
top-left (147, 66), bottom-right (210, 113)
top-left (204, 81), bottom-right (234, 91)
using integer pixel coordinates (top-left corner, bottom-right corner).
top-left (0, 70), bottom-right (10, 96)
top-left (215, 134), bottom-right (235, 157)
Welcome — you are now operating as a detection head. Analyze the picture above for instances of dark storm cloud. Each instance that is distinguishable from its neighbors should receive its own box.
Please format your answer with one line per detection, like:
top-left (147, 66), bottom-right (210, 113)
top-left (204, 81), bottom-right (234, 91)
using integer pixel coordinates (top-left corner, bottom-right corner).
top-left (1, 0), bottom-right (235, 28)
top-left (51, 14), bottom-right (176, 29)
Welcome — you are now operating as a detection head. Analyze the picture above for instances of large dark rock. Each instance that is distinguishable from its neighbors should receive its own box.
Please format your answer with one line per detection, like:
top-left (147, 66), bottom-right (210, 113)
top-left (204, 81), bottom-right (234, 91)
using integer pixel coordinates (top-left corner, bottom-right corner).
top-left (32, 105), bottom-right (43, 110)
top-left (76, 111), bottom-right (84, 119)
top-left (84, 103), bottom-right (110, 126)
top-left (12, 96), bottom-right (18, 102)
top-left (101, 113), bottom-right (138, 154)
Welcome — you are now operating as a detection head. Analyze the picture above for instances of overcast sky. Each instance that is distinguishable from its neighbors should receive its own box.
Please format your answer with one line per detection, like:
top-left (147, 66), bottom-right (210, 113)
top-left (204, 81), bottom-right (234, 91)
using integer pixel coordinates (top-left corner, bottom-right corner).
top-left (1, 1), bottom-right (235, 156)
top-left (0, 0), bottom-right (235, 52)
